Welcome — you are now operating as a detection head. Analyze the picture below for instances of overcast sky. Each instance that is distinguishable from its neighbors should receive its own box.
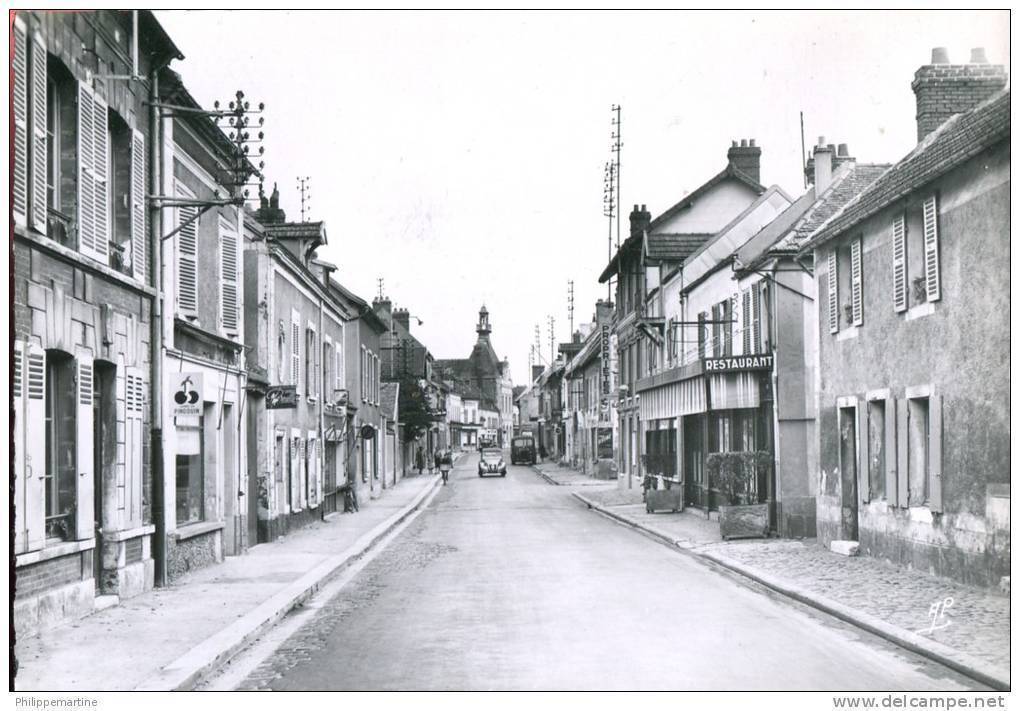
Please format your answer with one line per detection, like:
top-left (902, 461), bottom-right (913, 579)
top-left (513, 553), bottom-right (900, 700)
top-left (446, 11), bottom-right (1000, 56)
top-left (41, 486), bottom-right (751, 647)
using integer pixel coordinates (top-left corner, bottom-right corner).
top-left (156, 10), bottom-right (1008, 384)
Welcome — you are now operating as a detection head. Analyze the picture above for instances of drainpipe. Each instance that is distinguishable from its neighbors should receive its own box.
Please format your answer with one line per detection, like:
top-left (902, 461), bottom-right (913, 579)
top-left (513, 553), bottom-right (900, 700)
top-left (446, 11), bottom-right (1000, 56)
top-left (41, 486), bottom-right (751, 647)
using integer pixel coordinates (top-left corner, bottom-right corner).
top-left (149, 67), bottom-right (166, 587)
top-left (769, 262), bottom-right (783, 534)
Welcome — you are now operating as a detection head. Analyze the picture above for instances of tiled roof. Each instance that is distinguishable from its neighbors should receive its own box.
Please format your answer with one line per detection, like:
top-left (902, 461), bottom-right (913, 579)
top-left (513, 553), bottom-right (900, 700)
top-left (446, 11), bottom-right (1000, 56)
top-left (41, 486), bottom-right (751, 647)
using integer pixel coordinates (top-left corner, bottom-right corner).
top-left (646, 233), bottom-right (713, 261)
top-left (264, 221), bottom-right (326, 240)
top-left (786, 164), bottom-right (891, 250)
top-left (801, 90), bottom-right (1009, 253)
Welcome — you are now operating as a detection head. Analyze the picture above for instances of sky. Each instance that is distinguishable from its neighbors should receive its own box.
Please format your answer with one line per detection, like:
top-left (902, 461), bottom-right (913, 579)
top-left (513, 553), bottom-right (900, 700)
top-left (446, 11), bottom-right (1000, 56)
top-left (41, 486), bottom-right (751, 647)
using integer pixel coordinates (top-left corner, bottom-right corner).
top-left (156, 10), bottom-right (1009, 385)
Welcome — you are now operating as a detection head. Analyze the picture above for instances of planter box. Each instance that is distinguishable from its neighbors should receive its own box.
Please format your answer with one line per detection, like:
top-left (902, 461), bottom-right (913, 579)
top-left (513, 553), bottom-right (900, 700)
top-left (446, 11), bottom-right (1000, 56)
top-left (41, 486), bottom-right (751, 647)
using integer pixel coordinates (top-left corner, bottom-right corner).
top-left (645, 487), bottom-right (683, 514)
top-left (719, 503), bottom-right (769, 540)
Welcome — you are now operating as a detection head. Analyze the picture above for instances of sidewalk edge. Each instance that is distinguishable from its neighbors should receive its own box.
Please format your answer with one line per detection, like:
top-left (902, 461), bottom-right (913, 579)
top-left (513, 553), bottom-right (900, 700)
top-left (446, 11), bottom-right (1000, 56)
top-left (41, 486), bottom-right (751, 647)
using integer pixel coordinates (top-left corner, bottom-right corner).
top-left (135, 475), bottom-right (442, 691)
top-left (530, 465), bottom-right (560, 486)
top-left (572, 492), bottom-right (1010, 691)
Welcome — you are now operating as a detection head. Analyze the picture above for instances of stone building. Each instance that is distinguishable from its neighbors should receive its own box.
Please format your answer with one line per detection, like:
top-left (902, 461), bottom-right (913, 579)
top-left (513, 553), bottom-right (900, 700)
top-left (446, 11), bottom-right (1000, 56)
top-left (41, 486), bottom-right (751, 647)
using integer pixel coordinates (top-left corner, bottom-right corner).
top-left (799, 50), bottom-right (1009, 586)
top-left (12, 10), bottom-right (181, 636)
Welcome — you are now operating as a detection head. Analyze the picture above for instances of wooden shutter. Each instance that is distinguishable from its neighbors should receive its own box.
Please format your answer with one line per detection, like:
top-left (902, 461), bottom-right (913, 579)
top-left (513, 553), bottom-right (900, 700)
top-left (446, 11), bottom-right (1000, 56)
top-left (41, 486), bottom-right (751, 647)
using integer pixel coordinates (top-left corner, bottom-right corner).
top-left (850, 237), bottom-right (863, 326)
top-left (76, 356), bottom-right (95, 540)
top-left (125, 368), bottom-right (144, 529)
top-left (30, 32), bottom-right (47, 230)
top-left (892, 214), bottom-right (907, 313)
top-left (923, 195), bottom-right (941, 302)
top-left (14, 343), bottom-right (27, 553)
top-left (219, 216), bottom-right (239, 335)
top-left (91, 90), bottom-right (109, 260)
top-left (291, 314), bottom-right (301, 393)
top-left (858, 403), bottom-right (869, 503)
top-left (25, 344), bottom-right (47, 550)
top-left (13, 18), bottom-right (28, 226)
top-left (929, 394), bottom-right (943, 513)
top-left (897, 398), bottom-right (909, 507)
top-left (752, 283), bottom-right (762, 353)
top-left (176, 182), bottom-right (199, 317)
top-left (827, 249), bottom-right (839, 333)
top-left (885, 398), bottom-right (898, 507)
top-left (336, 348), bottom-right (343, 391)
top-left (742, 289), bottom-right (751, 354)
top-left (722, 299), bottom-right (732, 356)
top-left (130, 130), bottom-right (146, 284)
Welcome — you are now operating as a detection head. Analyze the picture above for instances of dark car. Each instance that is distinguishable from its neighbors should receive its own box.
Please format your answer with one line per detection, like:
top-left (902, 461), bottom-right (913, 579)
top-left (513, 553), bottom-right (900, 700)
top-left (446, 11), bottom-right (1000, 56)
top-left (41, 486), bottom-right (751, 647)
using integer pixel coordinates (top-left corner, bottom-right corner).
top-left (510, 436), bottom-right (536, 465)
top-left (478, 448), bottom-right (507, 477)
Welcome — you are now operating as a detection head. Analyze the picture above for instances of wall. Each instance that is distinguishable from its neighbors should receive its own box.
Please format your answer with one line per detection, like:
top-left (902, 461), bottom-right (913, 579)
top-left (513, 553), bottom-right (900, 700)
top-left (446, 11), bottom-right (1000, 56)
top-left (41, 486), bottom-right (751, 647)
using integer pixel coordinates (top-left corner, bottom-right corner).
top-left (654, 180), bottom-right (760, 234)
top-left (815, 145), bottom-right (1009, 586)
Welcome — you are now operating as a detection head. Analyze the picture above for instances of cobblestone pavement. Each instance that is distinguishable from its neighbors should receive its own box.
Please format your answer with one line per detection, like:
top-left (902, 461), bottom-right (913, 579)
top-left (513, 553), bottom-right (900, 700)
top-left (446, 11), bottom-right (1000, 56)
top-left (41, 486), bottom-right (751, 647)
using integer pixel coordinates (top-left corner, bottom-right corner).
top-left (700, 539), bottom-right (1010, 673)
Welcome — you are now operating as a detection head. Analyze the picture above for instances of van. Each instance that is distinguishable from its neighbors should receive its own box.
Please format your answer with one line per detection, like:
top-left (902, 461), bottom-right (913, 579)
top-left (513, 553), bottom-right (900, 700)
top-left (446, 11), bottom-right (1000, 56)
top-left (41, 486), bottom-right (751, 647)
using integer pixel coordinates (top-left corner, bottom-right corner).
top-left (510, 436), bottom-right (536, 465)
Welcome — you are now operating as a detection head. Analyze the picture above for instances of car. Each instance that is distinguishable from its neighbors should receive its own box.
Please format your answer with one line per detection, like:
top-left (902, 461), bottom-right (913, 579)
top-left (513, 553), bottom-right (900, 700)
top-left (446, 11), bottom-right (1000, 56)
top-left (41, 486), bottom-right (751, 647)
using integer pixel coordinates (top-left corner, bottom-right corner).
top-left (510, 436), bottom-right (536, 465)
top-left (478, 448), bottom-right (507, 477)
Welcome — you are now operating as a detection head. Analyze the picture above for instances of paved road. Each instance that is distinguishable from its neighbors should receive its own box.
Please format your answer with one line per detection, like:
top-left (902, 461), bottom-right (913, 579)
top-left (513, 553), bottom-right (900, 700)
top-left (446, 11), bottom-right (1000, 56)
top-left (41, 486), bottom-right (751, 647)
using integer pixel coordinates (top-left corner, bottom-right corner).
top-left (214, 454), bottom-right (982, 691)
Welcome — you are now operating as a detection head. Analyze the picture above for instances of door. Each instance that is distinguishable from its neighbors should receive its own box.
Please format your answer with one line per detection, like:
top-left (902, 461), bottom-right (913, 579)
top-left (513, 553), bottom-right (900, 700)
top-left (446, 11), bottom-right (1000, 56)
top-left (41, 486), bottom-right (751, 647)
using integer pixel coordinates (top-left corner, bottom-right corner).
top-left (839, 406), bottom-right (859, 540)
top-left (684, 416), bottom-right (704, 508)
top-left (93, 369), bottom-right (104, 588)
top-left (246, 402), bottom-right (259, 546)
top-left (222, 403), bottom-right (237, 555)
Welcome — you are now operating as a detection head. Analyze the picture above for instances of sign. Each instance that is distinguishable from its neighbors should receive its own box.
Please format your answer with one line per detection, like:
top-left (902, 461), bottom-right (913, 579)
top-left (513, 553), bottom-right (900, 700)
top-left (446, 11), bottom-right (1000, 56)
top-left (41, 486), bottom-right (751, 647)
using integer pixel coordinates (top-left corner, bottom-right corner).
top-left (702, 354), bottom-right (774, 373)
top-left (599, 324), bottom-right (611, 398)
top-left (266, 384), bottom-right (298, 410)
top-left (360, 424), bottom-right (376, 440)
top-left (172, 373), bottom-right (203, 417)
top-left (596, 426), bottom-right (613, 459)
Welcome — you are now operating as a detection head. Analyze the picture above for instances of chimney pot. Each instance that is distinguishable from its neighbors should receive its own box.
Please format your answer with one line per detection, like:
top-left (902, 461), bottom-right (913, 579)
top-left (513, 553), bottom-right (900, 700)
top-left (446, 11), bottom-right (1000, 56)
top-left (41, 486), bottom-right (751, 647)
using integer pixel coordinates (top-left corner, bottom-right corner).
top-left (931, 47), bottom-right (950, 64)
top-left (914, 46), bottom-right (1006, 141)
top-left (817, 135), bottom-right (826, 147)
top-left (970, 47), bottom-right (989, 63)
top-left (740, 139), bottom-right (748, 147)
top-left (731, 140), bottom-right (738, 147)
top-left (837, 143), bottom-right (849, 157)
top-left (749, 138), bottom-right (756, 147)
top-left (640, 204), bottom-right (646, 211)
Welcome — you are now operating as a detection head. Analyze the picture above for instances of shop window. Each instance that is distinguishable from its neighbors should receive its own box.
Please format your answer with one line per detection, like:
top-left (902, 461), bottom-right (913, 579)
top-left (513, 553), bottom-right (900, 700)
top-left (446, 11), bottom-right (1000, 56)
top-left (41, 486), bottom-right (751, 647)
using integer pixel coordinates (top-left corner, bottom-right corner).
top-left (907, 397), bottom-right (930, 507)
top-left (867, 400), bottom-right (886, 501)
top-left (175, 451), bottom-right (204, 525)
top-left (44, 351), bottom-right (77, 541)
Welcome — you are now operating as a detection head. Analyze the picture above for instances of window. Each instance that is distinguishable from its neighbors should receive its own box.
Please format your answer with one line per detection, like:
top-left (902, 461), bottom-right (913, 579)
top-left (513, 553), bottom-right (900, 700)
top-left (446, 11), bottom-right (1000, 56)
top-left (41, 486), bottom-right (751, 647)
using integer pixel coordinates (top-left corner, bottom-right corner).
top-left (904, 394), bottom-right (942, 511)
top-left (277, 321), bottom-right (286, 384)
top-left (175, 451), bottom-right (204, 525)
top-left (850, 237), bottom-right (863, 326)
top-left (866, 399), bottom-right (886, 502)
top-left (895, 195), bottom-right (941, 313)
top-left (13, 20), bottom-right (48, 232)
top-left (44, 351), bottom-right (77, 541)
top-left (323, 341), bottom-right (333, 406)
top-left (176, 181), bottom-right (199, 318)
top-left (306, 327), bottom-right (317, 400)
top-left (827, 248), bottom-right (839, 334)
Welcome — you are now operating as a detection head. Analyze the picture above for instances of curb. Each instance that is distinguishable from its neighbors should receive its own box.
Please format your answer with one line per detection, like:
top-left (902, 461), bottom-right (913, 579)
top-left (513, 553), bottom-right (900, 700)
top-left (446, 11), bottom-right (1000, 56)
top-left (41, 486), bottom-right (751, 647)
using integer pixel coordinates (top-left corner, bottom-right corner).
top-left (572, 492), bottom-right (1010, 691)
top-left (134, 474), bottom-right (443, 691)
top-left (530, 465), bottom-right (560, 486)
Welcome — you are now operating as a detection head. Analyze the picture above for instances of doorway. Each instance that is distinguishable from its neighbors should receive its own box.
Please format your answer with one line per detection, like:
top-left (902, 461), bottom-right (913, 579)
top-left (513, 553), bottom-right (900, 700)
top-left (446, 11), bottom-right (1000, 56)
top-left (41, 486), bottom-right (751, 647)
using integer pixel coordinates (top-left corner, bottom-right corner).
top-left (222, 403), bottom-right (237, 556)
top-left (93, 362), bottom-right (116, 592)
top-left (838, 406), bottom-right (859, 540)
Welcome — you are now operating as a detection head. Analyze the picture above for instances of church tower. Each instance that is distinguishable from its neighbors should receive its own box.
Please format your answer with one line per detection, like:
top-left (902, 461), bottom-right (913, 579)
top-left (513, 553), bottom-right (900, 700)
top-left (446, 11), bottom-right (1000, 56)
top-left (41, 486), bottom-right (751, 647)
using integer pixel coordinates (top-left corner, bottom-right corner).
top-left (476, 305), bottom-right (491, 339)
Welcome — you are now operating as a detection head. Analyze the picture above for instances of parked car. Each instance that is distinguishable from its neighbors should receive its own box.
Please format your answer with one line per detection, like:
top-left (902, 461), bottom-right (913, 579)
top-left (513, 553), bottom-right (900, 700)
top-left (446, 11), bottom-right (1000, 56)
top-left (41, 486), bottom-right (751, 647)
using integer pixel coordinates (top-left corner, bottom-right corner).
top-left (510, 436), bottom-right (536, 465)
top-left (478, 448), bottom-right (507, 477)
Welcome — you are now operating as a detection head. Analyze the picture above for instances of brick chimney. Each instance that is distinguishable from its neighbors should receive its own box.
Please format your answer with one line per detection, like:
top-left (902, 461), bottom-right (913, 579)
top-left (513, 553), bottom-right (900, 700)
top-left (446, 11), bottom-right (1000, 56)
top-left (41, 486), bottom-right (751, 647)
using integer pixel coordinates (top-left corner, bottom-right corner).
top-left (628, 204), bottom-right (652, 237)
top-left (595, 299), bottom-right (614, 325)
top-left (392, 307), bottom-right (410, 333)
top-left (912, 47), bottom-right (1007, 142)
top-left (727, 138), bottom-right (761, 183)
top-left (532, 365), bottom-right (544, 383)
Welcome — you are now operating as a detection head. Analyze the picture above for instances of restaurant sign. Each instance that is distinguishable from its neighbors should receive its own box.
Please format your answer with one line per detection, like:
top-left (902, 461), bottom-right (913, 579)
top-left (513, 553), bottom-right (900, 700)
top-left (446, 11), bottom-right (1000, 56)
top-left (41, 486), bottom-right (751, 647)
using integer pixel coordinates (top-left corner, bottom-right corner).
top-left (703, 354), bottom-right (774, 373)
top-left (266, 384), bottom-right (298, 409)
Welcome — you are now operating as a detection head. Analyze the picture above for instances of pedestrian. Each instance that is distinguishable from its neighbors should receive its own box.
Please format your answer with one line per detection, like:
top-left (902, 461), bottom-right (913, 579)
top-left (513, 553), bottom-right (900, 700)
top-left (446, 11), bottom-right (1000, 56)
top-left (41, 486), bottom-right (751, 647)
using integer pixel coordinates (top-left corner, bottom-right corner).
top-left (439, 448), bottom-right (453, 485)
top-left (415, 447), bottom-right (424, 476)
top-left (538, 441), bottom-right (547, 463)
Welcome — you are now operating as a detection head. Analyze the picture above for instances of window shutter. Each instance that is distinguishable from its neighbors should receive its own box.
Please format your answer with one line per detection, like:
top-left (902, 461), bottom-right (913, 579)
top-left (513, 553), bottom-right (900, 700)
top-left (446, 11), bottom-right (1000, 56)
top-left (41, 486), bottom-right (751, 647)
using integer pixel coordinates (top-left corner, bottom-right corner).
top-left (892, 214), bottom-right (907, 313)
top-left (885, 398), bottom-right (898, 507)
top-left (336, 348), bottom-right (343, 392)
top-left (25, 344), bottom-right (47, 551)
top-left (929, 394), bottom-right (943, 513)
top-left (311, 330), bottom-right (318, 396)
top-left (897, 398), bottom-right (909, 507)
top-left (722, 299), bottom-right (733, 356)
top-left (77, 82), bottom-right (99, 260)
top-left (126, 368), bottom-right (144, 529)
top-left (850, 237), bottom-right (863, 326)
top-left (30, 33), bottom-right (47, 230)
top-left (291, 315), bottom-right (301, 393)
top-left (742, 289), bottom-right (751, 354)
top-left (175, 182), bottom-right (198, 317)
top-left (752, 283), bottom-right (762, 353)
top-left (91, 90), bottom-right (109, 261)
top-left (219, 217), bottom-right (239, 335)
top-left (858, 403), bottom-right (869, 503)
top-left (827, 249), bottom-right (839, 333)
top-left (130, 130), bottom-right (147, 284)
top-left (13, 18), bottom-right (28, 226)
top-left (923, 195), bottom-right (941, 302)
top-left (76, 356), bottom-right (95, 541)
top-left (14, 343), bottom-right (27, 553)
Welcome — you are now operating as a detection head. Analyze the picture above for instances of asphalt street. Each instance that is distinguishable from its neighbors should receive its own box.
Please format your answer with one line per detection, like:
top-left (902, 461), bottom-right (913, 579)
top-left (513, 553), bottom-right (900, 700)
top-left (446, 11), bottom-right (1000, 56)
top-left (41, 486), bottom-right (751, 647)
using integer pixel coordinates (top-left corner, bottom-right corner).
top-left (211, 453), bottom-right (983, 691)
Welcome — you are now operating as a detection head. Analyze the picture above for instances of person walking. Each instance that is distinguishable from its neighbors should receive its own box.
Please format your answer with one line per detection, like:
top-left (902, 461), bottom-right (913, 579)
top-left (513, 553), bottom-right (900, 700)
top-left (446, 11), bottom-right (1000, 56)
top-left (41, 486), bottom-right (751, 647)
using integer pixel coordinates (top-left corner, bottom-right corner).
top-left (439, 449), bottom-right (453, 485)
top-left (415, 446), bottom-right (424, 476)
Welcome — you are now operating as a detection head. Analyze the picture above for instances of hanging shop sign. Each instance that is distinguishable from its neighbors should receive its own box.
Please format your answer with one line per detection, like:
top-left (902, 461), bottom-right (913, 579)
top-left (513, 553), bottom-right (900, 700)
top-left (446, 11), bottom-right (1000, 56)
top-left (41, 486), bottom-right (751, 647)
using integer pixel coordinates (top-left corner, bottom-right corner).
top-left (172, 373), bottom-right (203, 417)
top-left (600, 324), bottom-right (612, 397)
top-left (266, 384), bottom-right (298, 410)
top-left (596, 426), bottom-right (614, 459)
top-left (702, 354), bottom-right (774, 373)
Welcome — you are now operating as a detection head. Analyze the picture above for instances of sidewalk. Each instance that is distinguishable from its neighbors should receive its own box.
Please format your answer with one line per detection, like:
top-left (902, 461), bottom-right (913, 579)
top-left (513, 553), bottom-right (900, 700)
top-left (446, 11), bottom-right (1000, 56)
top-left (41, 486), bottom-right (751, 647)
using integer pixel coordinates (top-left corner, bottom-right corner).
top-left (531, 461), bottom-right (617, 488)
top-left (572, 491), bottom-right (1010, 690)
top-left (14, 472), bottom-right (442, 692)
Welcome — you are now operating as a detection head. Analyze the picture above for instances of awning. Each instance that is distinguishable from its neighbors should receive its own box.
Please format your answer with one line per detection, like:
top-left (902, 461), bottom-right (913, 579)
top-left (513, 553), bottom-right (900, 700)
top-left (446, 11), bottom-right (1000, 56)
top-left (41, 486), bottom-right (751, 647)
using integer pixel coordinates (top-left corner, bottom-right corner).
top-left (639, 377), bottom-right (707, 421)
top-left (709, 372), bottom-right (760, 410)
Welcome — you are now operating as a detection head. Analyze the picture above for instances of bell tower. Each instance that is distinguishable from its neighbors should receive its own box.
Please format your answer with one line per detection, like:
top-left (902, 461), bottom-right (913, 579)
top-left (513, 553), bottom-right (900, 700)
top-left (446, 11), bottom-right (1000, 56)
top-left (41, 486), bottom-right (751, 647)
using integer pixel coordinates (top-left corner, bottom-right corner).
top-left (476, 305), bottom-right (491, 339)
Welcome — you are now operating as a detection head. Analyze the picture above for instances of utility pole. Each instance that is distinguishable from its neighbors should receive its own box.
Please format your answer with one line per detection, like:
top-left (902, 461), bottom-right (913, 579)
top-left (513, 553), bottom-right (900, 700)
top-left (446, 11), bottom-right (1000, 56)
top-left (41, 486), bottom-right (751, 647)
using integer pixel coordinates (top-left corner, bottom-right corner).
top-left (297, 176), bottom-right (311, 222)
top-left (611, 104), bottom-right (622, 252)
top-left (548, 315), bottom-right (556, 364)
top-left (603, 159), bottom-right (615, 303)
top-left (567, 280), bottom-right (575, 337)
top-left (377, 277), bottom-right (384, 300)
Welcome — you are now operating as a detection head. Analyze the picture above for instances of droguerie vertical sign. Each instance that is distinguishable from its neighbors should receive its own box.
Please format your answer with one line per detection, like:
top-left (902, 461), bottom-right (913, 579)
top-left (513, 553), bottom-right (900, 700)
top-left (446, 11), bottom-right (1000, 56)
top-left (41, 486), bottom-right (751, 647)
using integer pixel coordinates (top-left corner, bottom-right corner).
top-left (172, 373), bottom-right (204, 416)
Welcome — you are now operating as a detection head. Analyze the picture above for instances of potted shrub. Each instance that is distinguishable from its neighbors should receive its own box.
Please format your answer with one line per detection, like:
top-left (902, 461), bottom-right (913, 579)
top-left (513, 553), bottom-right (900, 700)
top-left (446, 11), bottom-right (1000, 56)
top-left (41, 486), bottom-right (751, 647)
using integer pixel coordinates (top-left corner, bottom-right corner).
top-left (641, 453), bottom-right (683, 513)
top-left (707, 451), bottom-right (770, 540)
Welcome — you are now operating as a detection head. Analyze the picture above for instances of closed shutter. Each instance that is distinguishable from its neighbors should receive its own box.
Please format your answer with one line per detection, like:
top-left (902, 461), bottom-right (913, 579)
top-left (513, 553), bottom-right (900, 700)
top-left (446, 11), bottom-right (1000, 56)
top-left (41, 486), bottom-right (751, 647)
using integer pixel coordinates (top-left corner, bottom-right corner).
top-left (76, 356), bottom-right (95, 540)
top-left (850, 237), bottom-right (863, 326)
top-left (92, 89), bottom-right (110, 260)
top-left (742, 289), bottom-right (751, 354)
top-left (892, 214), bottom-right (907, 312)
top-left (897, 398), bottom-right (909, 507)
top-left (176, 182), bottom-right (198, 317)
top-left (219, 216), bottom-right (239, 335)
top-left (711, 304), bottom-right (721, 358)
top-left (336, 348), bottom-right (343, 392)
top-left (25, 344), bottom-right (47, 551)
top-left (130, 130), bottom-right (146, 284)
top-left (310, 330), bottom-right (318, 396)
top-left (885, 398), bottom-right (898, 507)
top-left (13, 18), bottom-right (28, 226)
top-left (30, 33), bottom-right (47, 230)
top-left (827, 249), bottom-right (839, 333)
top-left (929, 394), bottom-right (943, 513)
top-left (78, 83), bottom-right (99, 260)
top-left (291, 315), bottom-right (301, 393)
top-left (125, 368), bottom-right (144, 529)
top-left (923, 195), bottom-right (941, 302)
top-left (722, 299), bottom-right (732, 356)
top-left (752, 283), bottom-right (762, 353)
top-left (858, 404), bottom-right (869, 503)
top-left (14, 343), bottom-right (27, 553)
